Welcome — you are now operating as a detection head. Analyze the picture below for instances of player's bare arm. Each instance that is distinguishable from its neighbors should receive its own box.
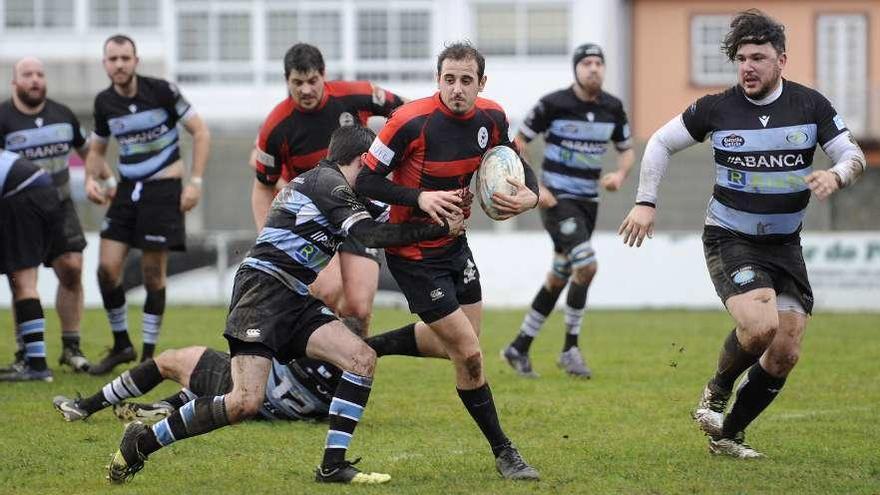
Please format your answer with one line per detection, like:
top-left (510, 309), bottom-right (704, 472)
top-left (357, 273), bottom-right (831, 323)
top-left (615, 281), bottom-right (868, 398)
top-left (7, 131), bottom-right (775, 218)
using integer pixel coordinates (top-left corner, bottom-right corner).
top-left (84, 138), bottom-right (113, 205)
top-left (180, 113), bottom-right (211, 212)
top-left (600, 147), bottom-right (635, 192)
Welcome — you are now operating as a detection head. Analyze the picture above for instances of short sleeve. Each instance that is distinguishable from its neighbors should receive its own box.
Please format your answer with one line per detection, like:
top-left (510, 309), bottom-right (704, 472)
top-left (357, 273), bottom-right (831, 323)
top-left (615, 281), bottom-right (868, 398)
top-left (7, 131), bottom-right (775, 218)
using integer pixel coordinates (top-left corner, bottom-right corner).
top-left (254, 121), bottom-right (282, 186)
top-left (813, 91), bottom-right (848, 147)
top-left (680, 95), bottom-right (716, 142)
top-left (165, 81), bottom-right (194, 122)
top-left (69, 111), bottom-right (87, 149)
top-left (611, 103), bottom-right (632, 150)
top-left (519, 99), bottom-right (552, 140)
top-left (93, 96), bottom-right (110, 139)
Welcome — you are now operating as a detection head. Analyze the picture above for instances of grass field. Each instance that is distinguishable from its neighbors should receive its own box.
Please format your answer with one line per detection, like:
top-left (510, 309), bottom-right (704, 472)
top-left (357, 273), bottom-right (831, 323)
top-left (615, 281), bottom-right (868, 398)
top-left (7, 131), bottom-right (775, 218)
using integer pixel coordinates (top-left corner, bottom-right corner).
top-left (0, 307), bottom-right (878, 494)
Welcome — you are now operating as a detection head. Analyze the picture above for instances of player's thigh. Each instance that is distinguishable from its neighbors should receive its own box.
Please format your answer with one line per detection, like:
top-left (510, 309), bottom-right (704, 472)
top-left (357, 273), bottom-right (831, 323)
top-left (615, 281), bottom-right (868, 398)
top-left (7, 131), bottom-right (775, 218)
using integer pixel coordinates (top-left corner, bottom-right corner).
top-left (761, 309), bottom-right (808, 375)
top-left (306, 319), bottom-right (376, 376)
top-left (154, 346), bottom-right (209, 387)
top-left (340, 252), bottom-right (379, 307)
top-left (310, 253), bottom-right (343, 308)
top-left (460, 301), bottom-right (482, 337)
top-left (426, 308), bottom-right (481, 360)
top-left (725, 288), bottom-right (779, 339)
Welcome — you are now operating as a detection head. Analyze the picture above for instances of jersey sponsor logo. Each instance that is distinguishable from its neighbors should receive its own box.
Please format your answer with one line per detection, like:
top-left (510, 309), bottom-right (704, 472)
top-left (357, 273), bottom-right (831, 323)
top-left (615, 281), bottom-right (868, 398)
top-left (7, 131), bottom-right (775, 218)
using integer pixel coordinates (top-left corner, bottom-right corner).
top-left (833, 114), bottom-right (846, 131)
top-left (294, 243), bottom-right (318, 264)
top-left (786, 130), bottom-right (809, 145)
top-left (117, 124), bottom-right (171, 146)
top-left (338, 112), bottom-right (355, 127)
top-left (731, 266), bottom-right (756, 286)
top-left (369, 138), bottom-right (394, 165)
top-left (758, 115), bottom-right (770, 127)
top-left (726, 153), bottom-right (805, 169)
top-left (144, 234), bottom-right (167, 243)
top-left (477, 126), bottom-right (489, 149)
top-left (721, 134), bottom-right (745, 148)
top-left (309, 229), bottom-right (340, 251)
top-left (463, 258), bottom-right (477, 284)
top-left (255, 147), bottom-right (275, 167)
top-left (21, 142), bottom-right (71, 160)
top-left (558, 139), bottom-right (607, 154)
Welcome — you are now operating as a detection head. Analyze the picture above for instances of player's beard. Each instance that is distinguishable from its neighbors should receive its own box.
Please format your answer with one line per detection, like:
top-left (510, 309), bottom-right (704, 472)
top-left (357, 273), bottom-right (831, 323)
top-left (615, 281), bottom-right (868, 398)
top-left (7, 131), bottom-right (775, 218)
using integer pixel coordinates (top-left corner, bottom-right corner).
top-left (746, 65), bottom-right (782, 100)
top-left (16, 85), bottom-right (46, 109)
top-left (113, 71), bottom-right (135, 90)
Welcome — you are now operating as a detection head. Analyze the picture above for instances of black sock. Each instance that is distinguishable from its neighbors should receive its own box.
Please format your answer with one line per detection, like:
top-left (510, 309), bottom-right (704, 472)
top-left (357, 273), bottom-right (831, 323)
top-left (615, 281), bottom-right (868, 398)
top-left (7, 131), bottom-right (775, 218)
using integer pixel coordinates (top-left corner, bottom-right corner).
top-left (721, 364), bottom-right (786, 438)
top-left (341, 316), bottom-right (367, 338)
top-left (141, 343), bottom-right (156, 361)
top-left (101, 284), bottom-right (132, 350)
top-left (366, 323), bottom-right (419, 357)
top-left (711, 329), bottom-right (760, 392)
top-left (513, 284), bottom-right (564, 354)
top-left (563, 282), bottom-right (589, 351)
top-left (322, 371), bottom-right (373, 467)
top-left (457, 383), bottom-right (510, 456)
top-left (564, 333), bottom-right (578, 350)
top-left (61, 333), bottom-right (80, 349)
top-left (15, 299), bottom-right (47, 371)
top-left (510, 333), bottom-right (534, 354)
top-left (139, 396), bottom-right (230, 456)
top-left (79, 359), bottom-right (164, 414)
top-left (142, 288), bottom-right (165, 358)
top-left (158, 389), bottom-right (194, 409)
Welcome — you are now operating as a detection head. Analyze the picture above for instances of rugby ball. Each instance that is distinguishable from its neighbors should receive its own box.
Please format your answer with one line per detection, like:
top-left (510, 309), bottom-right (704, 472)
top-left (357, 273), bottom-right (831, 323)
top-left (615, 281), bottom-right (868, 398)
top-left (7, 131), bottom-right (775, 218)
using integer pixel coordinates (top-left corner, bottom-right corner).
top-left (477, 145), bottom-right (525, 220)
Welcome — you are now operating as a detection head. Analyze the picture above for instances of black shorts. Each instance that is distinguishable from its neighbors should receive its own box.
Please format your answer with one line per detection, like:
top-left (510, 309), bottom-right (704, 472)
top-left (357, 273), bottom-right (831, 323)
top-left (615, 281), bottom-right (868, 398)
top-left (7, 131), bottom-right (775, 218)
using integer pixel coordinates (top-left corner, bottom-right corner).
top-left (0, 187), bottom-right (62, 275)
top-left (44, 198), bottom-right (87, 265)
top-left (101, 178), bottom-right (186, 251)
top-left (703, 226), bottom-right (814, 314)
top-left (385, 239), bottom-right (481, 323)
top-left (223, 268), bottom-right (337, 363)
top-left (338, 236), bottom-right (382, 264)
top-left (541, 198), bottom-right (598, 273)
top-left (188, 348), bottom-right (233, 396)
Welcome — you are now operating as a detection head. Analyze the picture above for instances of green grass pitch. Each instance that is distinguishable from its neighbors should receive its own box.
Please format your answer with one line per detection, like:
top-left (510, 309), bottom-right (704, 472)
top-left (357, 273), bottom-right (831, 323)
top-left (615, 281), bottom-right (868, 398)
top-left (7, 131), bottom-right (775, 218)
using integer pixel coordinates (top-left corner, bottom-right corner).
top-left (1, 307), bottom-right (878, 494)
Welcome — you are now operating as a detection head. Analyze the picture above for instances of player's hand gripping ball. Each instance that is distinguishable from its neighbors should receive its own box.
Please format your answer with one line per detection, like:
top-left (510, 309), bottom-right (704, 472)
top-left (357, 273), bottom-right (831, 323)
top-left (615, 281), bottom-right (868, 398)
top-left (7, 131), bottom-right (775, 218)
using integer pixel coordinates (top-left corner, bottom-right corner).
top-left (477, 145), bottom-right (525, 220)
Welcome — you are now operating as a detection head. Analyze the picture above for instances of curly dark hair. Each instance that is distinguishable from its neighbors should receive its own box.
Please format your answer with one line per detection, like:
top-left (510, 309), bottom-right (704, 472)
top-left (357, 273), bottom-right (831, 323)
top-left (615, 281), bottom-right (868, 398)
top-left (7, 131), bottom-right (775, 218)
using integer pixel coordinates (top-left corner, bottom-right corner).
top-left (437, 41), bottom-right (485, 79)
top-left (721, 9), bottom-right (786, 61)
top-left (283, 43), bottom-right (325, 79)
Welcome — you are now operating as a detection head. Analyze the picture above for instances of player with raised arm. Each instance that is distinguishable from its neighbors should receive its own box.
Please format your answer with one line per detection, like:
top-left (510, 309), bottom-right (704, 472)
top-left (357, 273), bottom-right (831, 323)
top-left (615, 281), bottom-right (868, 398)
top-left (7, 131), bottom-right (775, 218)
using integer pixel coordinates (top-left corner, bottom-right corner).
top-left (502, 43), bottom-right (635, 378)
top-left (252, 43), bottom-right (405, 337)
top-left (85, 34), bottom-right (212, 374)
top-left (104, 125), bottom-right (462, 485)
top-left (356, 42), bottom-right (541, 480)
top-left (618, 10), bottom-right (866, 458)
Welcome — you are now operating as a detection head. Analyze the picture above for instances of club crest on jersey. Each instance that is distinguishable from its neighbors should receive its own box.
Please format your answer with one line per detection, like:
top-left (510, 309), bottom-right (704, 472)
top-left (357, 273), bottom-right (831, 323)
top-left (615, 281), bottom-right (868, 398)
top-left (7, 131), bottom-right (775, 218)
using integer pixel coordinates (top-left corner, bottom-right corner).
top-left (34, 117), bottom-right (43, 127)
top-left (786, 130), bottom-right (809, 145)
top-left (128, 104), bottom-right (137, 113)
top-left (338, 112), bottom-right (355, 127)
top-left (586, 112), bottom-right (595, 122)
top-left (721, 134), bottom-right (745, 148)
top-left (463, 259), bottom-right (477, 284)
top-left (477, 126), bottom-right (489, 149)
top-left (758, 115), bottom-right (770, 127)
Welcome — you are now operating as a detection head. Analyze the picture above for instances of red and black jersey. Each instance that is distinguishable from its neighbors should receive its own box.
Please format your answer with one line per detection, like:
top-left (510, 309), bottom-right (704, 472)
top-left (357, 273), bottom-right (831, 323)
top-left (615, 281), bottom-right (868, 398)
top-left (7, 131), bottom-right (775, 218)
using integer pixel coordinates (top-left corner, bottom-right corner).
top-left (254, 80), bottom-right (403, 185)
top-left (363, 92), bottom-right (512, 260)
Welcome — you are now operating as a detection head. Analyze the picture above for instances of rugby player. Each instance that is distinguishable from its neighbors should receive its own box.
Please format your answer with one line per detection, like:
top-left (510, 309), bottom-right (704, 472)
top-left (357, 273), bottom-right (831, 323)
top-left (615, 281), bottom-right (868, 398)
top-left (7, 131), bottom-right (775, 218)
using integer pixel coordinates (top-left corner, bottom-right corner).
top-left (619, 10), bottom-right (866, 458)
top-left (252, 43), bottom-right (405, 337)
top-left (85, 34), bottom-right (211, 374)
top-left (104, 125), bottom-right (463, 485)
top-left (0, 57), bottom-right (96, 373)
top-left (502, 43), bottom-right (635, 378)
top-left (357, 42), bottom-right (541, 480)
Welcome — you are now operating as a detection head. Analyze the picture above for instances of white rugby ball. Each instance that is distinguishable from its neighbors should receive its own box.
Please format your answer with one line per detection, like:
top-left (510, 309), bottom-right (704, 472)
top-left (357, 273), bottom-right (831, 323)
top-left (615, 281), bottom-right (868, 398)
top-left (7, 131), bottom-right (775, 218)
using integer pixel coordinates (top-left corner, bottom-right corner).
top-left (477, 145), bottom-right (525, 220)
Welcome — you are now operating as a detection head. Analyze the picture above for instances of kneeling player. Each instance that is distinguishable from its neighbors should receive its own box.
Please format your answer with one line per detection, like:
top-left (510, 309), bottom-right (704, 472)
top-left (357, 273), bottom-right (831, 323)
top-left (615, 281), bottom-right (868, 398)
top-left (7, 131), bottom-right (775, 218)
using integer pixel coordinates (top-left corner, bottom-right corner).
top-left (53, 346), bottom-right (340, 423)
top-left (103, 125), bottom-right (462, 485)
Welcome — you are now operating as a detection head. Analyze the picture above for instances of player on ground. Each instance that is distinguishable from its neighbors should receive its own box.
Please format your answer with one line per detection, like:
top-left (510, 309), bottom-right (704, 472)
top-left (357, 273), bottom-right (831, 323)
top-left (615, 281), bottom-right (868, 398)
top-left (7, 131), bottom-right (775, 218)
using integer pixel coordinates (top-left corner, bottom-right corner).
top-left (357, 42), bottom-right (541, 480)
top-left (53, 346), bottom-right (341, 423)
top-left (252, 43), bottom-right (404, 337)
top-left (618, 10), bottom-right (866, 458)
top-left (0, 57), bottom-right (95, 373)
top-left (0, 150), bottom-right (62, 381)
top-left (85, 34), bottom-right (212, 374)
top-left (104, 125), bottom-right (463, 485)
top-left (502, 43), bottom-right (635, 378)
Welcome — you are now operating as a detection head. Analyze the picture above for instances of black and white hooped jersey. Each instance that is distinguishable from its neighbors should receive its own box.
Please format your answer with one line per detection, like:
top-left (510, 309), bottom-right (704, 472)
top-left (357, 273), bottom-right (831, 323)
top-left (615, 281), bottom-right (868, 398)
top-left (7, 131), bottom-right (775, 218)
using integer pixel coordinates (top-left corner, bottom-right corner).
top-left (260, 357), bottom-right (340, 421)
top-left (93, 75), bottom-right (193, 181)
top-left (0, 149), bottom-right (51, 198)
top-left (241, 160), bottom-right (372, 295)
top-left (0, 99), bottom-right (86, 200)
top-left (520, 88), bottom-right (631, 200)
top-left (682, 80), bottom-right (847, 242)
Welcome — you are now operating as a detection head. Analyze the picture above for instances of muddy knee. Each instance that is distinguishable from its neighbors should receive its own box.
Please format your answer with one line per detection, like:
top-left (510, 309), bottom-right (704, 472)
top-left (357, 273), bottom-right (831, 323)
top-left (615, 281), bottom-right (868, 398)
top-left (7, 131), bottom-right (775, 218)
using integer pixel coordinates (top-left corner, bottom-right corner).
top-left (462, 352), bottom-right (483, 382)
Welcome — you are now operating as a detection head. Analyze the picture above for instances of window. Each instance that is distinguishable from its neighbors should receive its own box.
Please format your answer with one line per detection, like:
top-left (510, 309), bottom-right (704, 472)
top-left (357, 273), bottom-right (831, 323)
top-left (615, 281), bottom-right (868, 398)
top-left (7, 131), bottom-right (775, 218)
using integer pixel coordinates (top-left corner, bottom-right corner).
top-left (176, 7), bottom-right (253, 84)
top-left (4, 0), bottom-right (74, 29)
top-left (474, 2), bottom-right (569, 56)
top-left (690, 15), bottom-right (736, 86)
top-left (218, 13), bottom-right (250, 61)
top-left (266, 10), bottom-right (342, 62)
top-left (816, 14), bottom-right (868, 137)
top-left (89, 0), bottom-right (159, 28)
top-left (356, 9), bottom-right (431, 60)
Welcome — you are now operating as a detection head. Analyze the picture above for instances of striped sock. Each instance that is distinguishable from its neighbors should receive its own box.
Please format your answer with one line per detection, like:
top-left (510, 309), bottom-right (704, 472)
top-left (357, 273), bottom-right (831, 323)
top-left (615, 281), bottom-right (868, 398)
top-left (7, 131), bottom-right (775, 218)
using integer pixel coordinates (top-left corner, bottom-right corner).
top-left (563, 282), bottom-right (588, 351)
top-left (16, 299), bottom-right (47, 371)
top-left (142, 288), bottom-right (165, 359)
top-left (79, 359), bottom-right (163, 414)
top-left (512, 284), bottom-right (563, 354)
top-left (141, 396), bottom-right (230, 456)
top-left (102, 284), bottom-right (131, 350)
top-left (322, 371), bottom-right (373, 467)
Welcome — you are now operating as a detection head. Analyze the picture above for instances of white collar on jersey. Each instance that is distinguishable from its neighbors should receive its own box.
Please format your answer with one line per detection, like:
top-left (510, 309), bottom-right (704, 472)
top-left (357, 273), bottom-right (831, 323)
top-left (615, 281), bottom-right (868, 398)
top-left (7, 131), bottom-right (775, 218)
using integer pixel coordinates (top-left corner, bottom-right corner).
top-left (743, 79), bottom-right (783, 106)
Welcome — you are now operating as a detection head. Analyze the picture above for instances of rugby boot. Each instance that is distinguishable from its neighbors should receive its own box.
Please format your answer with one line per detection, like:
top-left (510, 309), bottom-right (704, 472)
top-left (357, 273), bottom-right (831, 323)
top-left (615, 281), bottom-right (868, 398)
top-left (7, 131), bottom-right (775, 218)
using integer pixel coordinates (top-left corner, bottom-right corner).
top-left (113, 401), bottom-right (175, 423)
top-left (501, 345), bottom-right (539, 378)
top-left (89, 346), bottom-right (136, 375)
top-left (53, 395), bottom-right (90, 421)
top-left (107, 421), bottom-right (149, 483)
top-left (0, 363), bottom-right (53, 382)
top-left (59, 343), bottom-right (91, 372)
top-left (0, 350), bottom-right (25, 373)
top-left (495, 444), bottom-right (540, 480)
top-left (557, 346), bottom-right (592, 378)
top-left (708, 431), bottom-right (765, 459)
top-left (693, 381), bottom-right (731, 437)
top-left (315, 458), bottom-right (391, 484)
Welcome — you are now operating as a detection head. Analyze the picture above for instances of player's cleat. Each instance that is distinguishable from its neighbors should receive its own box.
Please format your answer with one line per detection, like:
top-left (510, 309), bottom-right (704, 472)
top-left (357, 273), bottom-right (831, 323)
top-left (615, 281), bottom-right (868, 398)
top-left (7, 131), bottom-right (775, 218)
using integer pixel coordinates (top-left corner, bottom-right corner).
top-left (0, 364), bottom-right (53, 382)
top-left (315, 458), bottom-right (391, 484)
top-left (495, 445), bottom-right (540, 480)
top-left (0, 350), bottom-right (25, 373)
top-left (708, 432), bottom-right (764, 459)
top-left (113, 401), bottom-right (174, 424)
top-left (53, 395), bottom-right (90, 421)
top-left (693, 382), bottom-right (731, 437)
top-left (89, 347), bottom-right (136, 375)
top-left (107, 421), bottom-right (149, 484)
top-left (557, 347), bottom-right (592, 378)
top-left (501, 345), bottom-right (539, 378)
top-left (59, 344), bottom-right (91, 373)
